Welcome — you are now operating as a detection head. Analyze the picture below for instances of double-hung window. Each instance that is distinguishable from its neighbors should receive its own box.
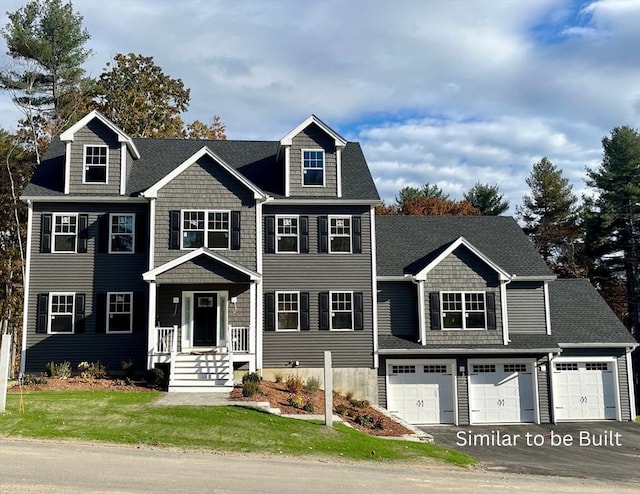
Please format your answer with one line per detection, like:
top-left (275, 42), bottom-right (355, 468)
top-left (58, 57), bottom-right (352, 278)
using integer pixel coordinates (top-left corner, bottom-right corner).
top-left (276, 292), bottom-right (299, 331)
top-left (109, 214), bottom-right (134, 253)
top-left (441, 292), bottom-right (486, 330)
top-left (53, 213), bottom-right (78, 252)
top-left (83, 145), bottom-right (108, 183)
top-left (107, 292), bottom-right (132, 333)
top-left (302, 149), bottom-right (324, 186)
top-left (276, 216), bottom-right (298, 253)
top-left (329, 216), bottom-right (351, 253)
top-left (49, 293), bottom-right (75, 333)
top-left (331, 291), bottom-right (353, 330)
top-left (182, 210), bottom-right (230, 249)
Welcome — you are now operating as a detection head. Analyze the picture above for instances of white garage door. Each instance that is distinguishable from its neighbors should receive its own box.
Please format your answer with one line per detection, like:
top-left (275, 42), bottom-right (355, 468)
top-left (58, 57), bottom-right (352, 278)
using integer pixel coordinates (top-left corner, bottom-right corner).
top-left (553, 361), bottom-right (617, 421)
top-left (387, 361), bottom-right (455, 424)
top-left (469, 361), bottom-right (535, 424)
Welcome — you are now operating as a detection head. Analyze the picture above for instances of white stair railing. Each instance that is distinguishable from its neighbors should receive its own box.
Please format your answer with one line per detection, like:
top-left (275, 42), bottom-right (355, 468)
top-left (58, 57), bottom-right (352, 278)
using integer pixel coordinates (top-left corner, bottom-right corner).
top-left (156, 326), bottom-right (178, 354)
top-left (229, 326), bottom-right (249, 353)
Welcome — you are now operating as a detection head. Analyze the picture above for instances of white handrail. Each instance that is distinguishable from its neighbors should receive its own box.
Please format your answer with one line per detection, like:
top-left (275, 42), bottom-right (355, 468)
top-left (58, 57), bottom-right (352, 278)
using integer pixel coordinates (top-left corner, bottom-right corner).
top-left (229, 326), bottom-right (250, 353)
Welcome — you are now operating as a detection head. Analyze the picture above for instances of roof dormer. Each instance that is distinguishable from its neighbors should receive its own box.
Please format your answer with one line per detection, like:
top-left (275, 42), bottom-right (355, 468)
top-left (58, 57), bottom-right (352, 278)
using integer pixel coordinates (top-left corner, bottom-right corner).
top-left (279, 115), bottom-right (347, 198)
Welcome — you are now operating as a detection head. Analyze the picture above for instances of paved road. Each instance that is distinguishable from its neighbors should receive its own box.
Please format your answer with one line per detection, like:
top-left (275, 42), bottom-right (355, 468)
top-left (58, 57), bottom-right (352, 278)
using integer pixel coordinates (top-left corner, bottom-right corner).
top-left (1, 439), bottom-right (639, 493)
top-left (425, 421), bottom-right (640, 483)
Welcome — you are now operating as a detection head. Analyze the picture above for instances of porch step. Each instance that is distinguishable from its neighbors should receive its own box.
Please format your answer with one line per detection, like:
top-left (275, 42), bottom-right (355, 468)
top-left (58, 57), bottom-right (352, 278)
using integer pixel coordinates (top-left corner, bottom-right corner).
top-left (168, 351), bottom-right (233, 393)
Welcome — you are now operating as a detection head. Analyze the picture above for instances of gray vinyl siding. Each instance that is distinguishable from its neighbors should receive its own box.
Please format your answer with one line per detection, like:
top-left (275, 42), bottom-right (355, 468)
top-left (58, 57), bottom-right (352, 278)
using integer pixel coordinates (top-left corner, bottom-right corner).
top-left (457, 357), bottom-right (470, 425)
top-left (377, 363), bottom-right (387, 407)
top-left (537, 355), bottom-right (550, 423)
top-left (507, 281), bottom-right (547, 333)
top-left (377, 281), bottom-right (418, 339)
top-left (424, 246), bottom-right (503, 345)
top-left (288, 124), bottom-right (338, 197)
top-left (25, 202), bottom-right (148, 373)
top-left (154, 154), bottom-right (256, 270)
top-left (68, 120), bottom-right (122, 195)
top-left (262, 205), bottom-right (373, 368)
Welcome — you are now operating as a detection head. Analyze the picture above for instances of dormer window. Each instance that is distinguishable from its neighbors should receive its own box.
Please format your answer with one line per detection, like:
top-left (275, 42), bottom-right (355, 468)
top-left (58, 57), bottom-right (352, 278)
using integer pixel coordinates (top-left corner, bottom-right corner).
top-left (302, 149), bottom-right (324, 186)
top-left (83, 145), bottom-right (108, 183)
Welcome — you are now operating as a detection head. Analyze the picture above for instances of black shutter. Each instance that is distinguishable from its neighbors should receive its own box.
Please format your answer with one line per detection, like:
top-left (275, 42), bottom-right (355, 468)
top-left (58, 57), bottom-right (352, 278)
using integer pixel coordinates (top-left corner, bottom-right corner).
top-left (36, 293), bottom-right (49, 333)
top-left (319, 216), bottom-right (328, 253)
top-left (486, 292), bottom-right (497, 330)
top-left (319, 292), bottom-right (330, 330)
top-left (95, 293), bottom-right (107, 334)
top-left (41, 214), bottom-right (52, 253)
top-left (354, 292), bottom-right (364, 330)
top-left (98, 214), bottom-right (110, 253)
top-left (78, 214), bottom-right (89, 253)
top-left (352, 216), bottom-right (362, 254)
top-left (265, 293), bottom-right (275, 331)
top-left (300, 216), bottom-right (309, 254)
top-left (231, 211), bottom-right (241, 250)
top-left (265, 216), bottom-right (275, 253)
top-left (75, 293), bottom-right (86, 333)
top-left (169, 210), bottom-right (181, 250)
top-left (300, 292), bottom-right (310, 330)
top-left (429, 292), bottom-right (441, 330)
top-left (133, 292), bottom-right (146, 332)
top-left (135, 213), bottom-right (146, 254)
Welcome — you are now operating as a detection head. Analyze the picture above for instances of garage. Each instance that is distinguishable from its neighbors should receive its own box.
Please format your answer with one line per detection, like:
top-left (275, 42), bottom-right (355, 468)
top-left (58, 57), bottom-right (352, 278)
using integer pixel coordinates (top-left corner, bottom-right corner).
top-left (386, 360), bottom-right (456, 424)
top-left (468, 360), bottom-right (536, 424)
top-left (552, 360), bottom-right (618, 421)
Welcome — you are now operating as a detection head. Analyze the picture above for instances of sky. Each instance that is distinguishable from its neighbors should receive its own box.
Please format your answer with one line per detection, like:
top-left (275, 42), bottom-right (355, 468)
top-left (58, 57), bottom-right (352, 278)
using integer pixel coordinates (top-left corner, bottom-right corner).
top-left (2, 0), bottom-right (640, 211)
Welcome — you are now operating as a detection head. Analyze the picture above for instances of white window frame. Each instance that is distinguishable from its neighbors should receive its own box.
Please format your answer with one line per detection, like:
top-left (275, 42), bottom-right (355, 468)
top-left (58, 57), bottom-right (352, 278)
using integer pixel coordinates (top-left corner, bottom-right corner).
top-left (52, 213), bottom-right (78, 253)
top-left (329, 215), bottom-right (351, 253)
top-left (276, 291), bottom-right (300, 332)
top-left (275, 215), bottom-right (299, 253)
top-left (48, 292), bottom-right (75, 334)
top-left (82, 145), bottom-right (109, 184)
top-left (109, 213), bottom-right (135, 254)
top-left (330, 291), bottom-right (353, 331)
top-left (301, 149), bottom-right (325, 187)
top-left (180, 209), bottom-right (231, 250)
top-left (107, 292), bottom-right (133, 334)
top-left (441, 291), bottom-right (487, 330)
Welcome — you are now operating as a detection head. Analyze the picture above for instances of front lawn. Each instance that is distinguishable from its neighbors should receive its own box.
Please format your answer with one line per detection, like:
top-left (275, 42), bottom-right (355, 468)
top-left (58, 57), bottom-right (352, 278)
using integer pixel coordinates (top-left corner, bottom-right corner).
top-left (0, 391), bottom-right (474, 466)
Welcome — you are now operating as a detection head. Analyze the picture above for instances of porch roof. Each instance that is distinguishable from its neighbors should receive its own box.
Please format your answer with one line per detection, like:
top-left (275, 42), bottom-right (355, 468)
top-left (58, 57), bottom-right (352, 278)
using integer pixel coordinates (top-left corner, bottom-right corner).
top-left (143, 248), bottom-right (261, 283)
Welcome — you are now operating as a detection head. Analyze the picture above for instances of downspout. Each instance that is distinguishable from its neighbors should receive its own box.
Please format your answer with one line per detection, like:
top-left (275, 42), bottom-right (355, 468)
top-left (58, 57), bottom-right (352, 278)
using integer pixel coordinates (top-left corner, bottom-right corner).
top-left (501, 275), bottom-right (514, 345)
top-left (410, 275), bottom-right (426, 345)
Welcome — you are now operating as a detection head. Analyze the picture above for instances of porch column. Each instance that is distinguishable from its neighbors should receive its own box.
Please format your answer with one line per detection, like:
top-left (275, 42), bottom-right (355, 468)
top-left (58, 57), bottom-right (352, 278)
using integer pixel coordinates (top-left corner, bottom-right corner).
top-left (146, 281), bottom-right (157, 369)
top-left (255, 280), bottom-right (263, 370)
top-left (249, 281), bottom-right (257, 371)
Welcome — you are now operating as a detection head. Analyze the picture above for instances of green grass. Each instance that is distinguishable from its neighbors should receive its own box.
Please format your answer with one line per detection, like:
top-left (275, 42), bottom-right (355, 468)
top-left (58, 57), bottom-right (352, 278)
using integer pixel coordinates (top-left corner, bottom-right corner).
top-left (0, 390), bottom-right (474, 466)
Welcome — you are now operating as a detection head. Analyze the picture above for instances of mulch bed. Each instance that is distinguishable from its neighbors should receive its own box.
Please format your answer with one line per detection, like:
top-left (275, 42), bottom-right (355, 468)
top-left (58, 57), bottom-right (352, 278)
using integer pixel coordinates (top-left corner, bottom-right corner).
top-left (8, 376), bottom-right (155, 392)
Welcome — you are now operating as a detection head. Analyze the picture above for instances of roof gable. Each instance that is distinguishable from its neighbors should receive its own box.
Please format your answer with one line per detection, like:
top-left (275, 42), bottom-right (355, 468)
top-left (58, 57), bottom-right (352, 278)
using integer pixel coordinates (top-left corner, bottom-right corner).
top-left (280, 115), bottom-right (347, 147)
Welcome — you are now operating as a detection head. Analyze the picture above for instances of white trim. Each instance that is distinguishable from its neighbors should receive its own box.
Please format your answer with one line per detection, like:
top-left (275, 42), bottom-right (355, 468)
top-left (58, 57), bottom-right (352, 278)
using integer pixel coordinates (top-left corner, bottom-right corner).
top-left (142, 146), bottom-right (267, 200)
top-left (20, 201), bottom-right (33, 374)
top-left (329, 291), bottom-right (354, 331)
top-left (267, 198), bottom-right (380, 206)
top-left (328, 214), bottom-right (352, 254)
top-left (146, 282), bottom-right (157, 369)
top-left (548, 352), bottom-right (556, 424)
top-left (108, 213), bottom-right (135, 254)
top-left (370, 207), bottom-right (379, 368)
top-left (47, 292), bottom-right (75, 334)
top-left (180, 209), bottom-right (231, 250)
top-left (500, 280), bottom-right (509, 345)
top-left (280, 114), bottom-right (347, 147)
top-left (385, 358), bottom-right (458, 425)
top-left (511, 275), bottom-right (557, 282)
top-left (60, 110), bottom-right (140, 159)
top-left (106, 292), bottom-right (133, 334)
top-left (551, 356), bottom-right (619, 363)
top-left (558, 342), bottom-right (639, 348)
top-left (378, 275), bottom-right (412, 281)
top-left (181, 291), bottom-right (228, 349)
top-left (275, 291), bottom-right (300, 332)
top-left (544, 281), bottom-right (552, 335)
top-left (414, 236), bottom-right (511, 281)
top-left (249, 282), bottom-right (257, 362)
top-left (274, 214), bottom-right (300, 254)
top-left (22, 196), bottom-right (148, 203)
top-left (148, 199), bottom-right (156, 271)
top-left (284, 147), bottom-right (290, 197)
top-left (120, 145), bottom-right (127, 195)
top-left (301, 148), bottom-right (325, 187)
top-left (64, 142), bottom-right (71, 195)
top-left (143, 247), bottom-right (261, 282)
top-left (336, 147), bottom-right (342, 198)
top-left (626, 349), bottom-right (636, 421)
top-left (82, 144), bottom-right (109, 185)
top-left (414, 279), bottom-right (426, 345)
top-left (440, 291), bottom-right (488, 331)
top-left (379, 347), bottom-right (560, 354)
top-left (51, 213), bottom-right (79, 253)
top-left (256, 280), bottom-right (263, 370)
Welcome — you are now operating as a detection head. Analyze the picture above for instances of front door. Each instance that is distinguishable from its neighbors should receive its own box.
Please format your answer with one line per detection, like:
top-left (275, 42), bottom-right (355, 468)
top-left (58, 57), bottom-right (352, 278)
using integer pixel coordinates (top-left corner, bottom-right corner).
top-left (193, 293), bottom-right (217, 346)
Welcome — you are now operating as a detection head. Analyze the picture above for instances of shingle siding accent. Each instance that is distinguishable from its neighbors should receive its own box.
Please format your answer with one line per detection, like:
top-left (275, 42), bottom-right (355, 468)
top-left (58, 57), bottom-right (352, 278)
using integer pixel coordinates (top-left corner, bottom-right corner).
top-left (423, 246), bottom-right (503, 345)
top-left (288, 124), bottom-right (338, 197)
top-left (507, 281), bottom-right (546, 333)
top-left (153, 155), bottom-right (257, 271)
top-left (377, 281), bottom-right (418, 339)
top-left (156, 257), bottom-right (251, 284)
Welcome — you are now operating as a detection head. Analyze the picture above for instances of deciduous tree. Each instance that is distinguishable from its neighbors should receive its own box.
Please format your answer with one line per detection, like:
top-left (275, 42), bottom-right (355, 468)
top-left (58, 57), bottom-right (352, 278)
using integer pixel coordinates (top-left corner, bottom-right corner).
top-left (186, 115), bottom-right (227, 140)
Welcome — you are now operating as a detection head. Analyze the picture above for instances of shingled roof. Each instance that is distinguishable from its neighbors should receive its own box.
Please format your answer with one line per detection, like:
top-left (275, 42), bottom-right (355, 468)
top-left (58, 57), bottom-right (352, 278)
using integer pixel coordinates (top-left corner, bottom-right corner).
top-left (23, 137), bottom-right (380, 201)
top-left (375, 215), bottom-right (552, 278)
top-left (549, 278), bottom-right (637, 346)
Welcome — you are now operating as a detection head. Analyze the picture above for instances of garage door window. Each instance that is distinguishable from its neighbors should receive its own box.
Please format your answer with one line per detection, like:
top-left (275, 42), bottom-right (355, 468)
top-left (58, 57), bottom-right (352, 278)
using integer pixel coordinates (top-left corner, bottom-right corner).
top-left (472, 364), bottom-right (496, 373)
top-left (504, 364), bottom-right (527, 372)
top-left (556, 363), bottom-right (578, 371)
top-left (391, 365), bottom-right (416, 374)
top-left (424, 365), bottom-right (447, 373)
top-left (586, 362), bottom-right (609, 371)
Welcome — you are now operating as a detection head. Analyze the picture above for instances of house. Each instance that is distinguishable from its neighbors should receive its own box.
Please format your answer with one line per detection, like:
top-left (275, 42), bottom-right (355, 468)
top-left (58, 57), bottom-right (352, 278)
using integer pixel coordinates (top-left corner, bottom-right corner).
top-left (20, 111), bottom-right (637, 425)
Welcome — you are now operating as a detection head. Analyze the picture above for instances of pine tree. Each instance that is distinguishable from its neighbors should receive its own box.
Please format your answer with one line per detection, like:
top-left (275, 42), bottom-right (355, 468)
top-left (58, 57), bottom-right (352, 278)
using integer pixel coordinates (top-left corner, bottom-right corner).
top-left (464, 183), bottom-right (510, 215)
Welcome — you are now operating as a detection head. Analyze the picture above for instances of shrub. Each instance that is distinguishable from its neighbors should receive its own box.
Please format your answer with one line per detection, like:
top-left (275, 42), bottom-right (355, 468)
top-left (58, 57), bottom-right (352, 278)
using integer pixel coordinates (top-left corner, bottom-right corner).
top-left (373, 417), bottom-right (385, 430)
top-left (143, 367), bottom-right (165, 385)
top-left (349, 398), bottom-right (370, 409)
top-left (121, 359), bottom-right (136, 379)
top-left (242, 381), bottom-right (261, 397)
top-left (285, 374), bottom-right (304, 394)
top-left (273, 371), bottom-right (284, 383)
top-left (303, 376), bottom-right (321, 395)
top-left (54, 361), bottom-right (72, 379)
top-left (77, 361), bottom-right (90, 378)
top-left (302, 402), bottom-right (315, 413)
top-left (287, 395), bottom-right (304, 408)
top-left (242, 372), bottom-right (262, 384)
top-left (345, 390), bottom-right (354, 401)
top-left (355, 413), bottom-right (374, 427)
top-left (87, 361), bottom-right (109, 379)
top-left (334, 403), bottom-right (348, 415)
top-left (22, 373), bottom-right (48, 385)
top-left (44, 361), bottom-right (55, 377)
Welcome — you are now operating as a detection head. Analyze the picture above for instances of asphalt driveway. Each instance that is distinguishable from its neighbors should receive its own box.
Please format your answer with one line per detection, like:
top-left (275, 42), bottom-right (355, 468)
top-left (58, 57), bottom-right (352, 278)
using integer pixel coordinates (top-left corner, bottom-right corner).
top-left (424, 421), bottom-right (640, 483)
